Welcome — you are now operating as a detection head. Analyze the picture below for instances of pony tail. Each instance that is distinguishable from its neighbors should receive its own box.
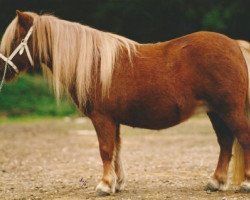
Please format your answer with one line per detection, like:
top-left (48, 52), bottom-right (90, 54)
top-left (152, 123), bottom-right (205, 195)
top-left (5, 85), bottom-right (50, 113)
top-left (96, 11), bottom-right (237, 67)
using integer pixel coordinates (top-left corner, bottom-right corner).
top-left (232, 139), bottom-right (245, 184)
top-left (232, 43), bottom-right (250, 185)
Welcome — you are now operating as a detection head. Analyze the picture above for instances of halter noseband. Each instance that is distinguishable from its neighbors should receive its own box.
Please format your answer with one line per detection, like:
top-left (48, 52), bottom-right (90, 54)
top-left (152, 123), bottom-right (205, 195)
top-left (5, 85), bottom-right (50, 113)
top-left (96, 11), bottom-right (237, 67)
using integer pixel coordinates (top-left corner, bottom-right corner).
top-left (0, 27), bottom-right (34, 91)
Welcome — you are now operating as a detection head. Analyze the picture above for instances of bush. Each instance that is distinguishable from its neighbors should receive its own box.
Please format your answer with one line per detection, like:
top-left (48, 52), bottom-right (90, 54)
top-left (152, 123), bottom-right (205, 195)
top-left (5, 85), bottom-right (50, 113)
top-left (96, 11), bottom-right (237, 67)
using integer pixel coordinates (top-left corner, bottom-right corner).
top-left (0, 74), bottom-right (76, 117)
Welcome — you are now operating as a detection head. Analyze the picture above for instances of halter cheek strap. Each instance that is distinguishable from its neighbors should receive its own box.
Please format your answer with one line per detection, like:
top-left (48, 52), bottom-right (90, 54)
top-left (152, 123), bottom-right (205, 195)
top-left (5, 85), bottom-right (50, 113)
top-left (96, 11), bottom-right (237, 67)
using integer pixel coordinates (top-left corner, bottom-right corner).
top-left (0, 27), bottom-right (34, 91)
top-left (0, 27), bottom-right (34, 72)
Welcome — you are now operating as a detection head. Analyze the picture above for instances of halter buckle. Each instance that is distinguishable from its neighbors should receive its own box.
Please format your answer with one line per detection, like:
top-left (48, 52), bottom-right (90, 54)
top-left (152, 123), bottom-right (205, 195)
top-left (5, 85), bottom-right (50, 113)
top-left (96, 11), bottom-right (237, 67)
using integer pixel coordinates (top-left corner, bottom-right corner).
top-left (19, 46), bottom-right (25, 55)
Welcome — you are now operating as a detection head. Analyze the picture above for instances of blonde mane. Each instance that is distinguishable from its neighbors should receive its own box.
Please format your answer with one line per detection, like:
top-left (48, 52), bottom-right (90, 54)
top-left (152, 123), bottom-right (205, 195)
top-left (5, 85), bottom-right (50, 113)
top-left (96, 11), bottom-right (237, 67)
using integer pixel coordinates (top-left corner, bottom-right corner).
top-left (0, 12), bottom-right (138, 108)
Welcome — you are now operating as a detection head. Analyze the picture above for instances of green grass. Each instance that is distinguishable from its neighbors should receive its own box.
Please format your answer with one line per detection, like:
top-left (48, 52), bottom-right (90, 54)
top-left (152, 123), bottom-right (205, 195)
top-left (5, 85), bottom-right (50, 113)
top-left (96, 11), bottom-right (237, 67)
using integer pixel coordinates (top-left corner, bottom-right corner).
top-left (0, 74), bottom-right (76, 119)
top-left (0, 115), bottom-right (66, 124)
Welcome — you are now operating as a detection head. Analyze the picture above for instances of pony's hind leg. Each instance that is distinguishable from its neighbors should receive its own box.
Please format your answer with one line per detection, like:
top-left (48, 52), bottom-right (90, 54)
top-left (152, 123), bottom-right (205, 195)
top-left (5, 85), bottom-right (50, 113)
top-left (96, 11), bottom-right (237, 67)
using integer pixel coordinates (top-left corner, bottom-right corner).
top-left (219, 110), bottom-right (250, 192)
top-left (206, 112), bottom-right (234, 191)
top-left (90, 113), bottom-right (118, 196)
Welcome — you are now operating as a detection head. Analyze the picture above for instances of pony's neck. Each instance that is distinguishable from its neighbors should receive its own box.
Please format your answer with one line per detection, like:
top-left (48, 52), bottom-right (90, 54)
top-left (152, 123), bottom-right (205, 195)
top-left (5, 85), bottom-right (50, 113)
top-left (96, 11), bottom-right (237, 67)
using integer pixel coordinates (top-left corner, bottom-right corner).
top-left (32, 14), bottom-right (138, 109)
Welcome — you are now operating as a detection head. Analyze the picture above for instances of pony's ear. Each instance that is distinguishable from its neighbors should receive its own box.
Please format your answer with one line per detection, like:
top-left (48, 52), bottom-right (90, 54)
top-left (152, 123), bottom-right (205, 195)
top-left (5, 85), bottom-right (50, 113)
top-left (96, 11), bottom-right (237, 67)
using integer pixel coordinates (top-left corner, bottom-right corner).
top-left (16, 10), bottom-right (33, 30)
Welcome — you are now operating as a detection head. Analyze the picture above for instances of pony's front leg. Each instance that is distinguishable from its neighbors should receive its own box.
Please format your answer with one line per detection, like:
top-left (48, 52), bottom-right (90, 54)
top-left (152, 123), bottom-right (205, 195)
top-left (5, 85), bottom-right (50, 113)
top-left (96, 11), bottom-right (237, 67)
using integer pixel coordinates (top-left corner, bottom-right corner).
top-left (90, 113), bottom-right (118, 196)
top-left (114, 125), bottom-right (126, 192)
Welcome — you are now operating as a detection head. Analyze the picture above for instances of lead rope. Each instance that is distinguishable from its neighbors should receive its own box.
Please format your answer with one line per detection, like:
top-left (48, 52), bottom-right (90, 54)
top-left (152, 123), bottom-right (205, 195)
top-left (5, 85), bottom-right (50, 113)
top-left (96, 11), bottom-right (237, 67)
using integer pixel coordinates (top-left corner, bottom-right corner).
top-left (0, 61), bottom-right (8, 92)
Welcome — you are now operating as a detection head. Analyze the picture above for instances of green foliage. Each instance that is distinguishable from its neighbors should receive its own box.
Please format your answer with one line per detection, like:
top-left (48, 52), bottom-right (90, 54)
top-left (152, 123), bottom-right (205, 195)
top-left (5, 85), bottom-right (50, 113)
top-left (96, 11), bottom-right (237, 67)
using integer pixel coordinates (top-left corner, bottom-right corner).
top-left (201, 4), bottom-right (237, 32)
top-left (0, 74), bottom-right (76, 117)
top-left (1, 0), bottom-right (250, 41)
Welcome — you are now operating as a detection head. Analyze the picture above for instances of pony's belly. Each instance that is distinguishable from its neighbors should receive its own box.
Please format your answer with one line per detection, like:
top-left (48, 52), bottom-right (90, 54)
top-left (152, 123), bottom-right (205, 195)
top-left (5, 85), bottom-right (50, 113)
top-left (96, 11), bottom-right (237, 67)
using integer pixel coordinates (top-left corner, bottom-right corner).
top-left (119, 107), bottom-right (184, 130)
top-left (118, 101), bottom-right (209, 130)
top-left (121, 117), bottom-right (181, 130)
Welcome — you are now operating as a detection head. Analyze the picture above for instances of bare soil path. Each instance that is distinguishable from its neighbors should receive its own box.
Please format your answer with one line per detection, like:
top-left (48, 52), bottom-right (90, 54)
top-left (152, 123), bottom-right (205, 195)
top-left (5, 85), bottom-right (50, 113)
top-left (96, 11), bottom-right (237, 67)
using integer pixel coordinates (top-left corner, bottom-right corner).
top-left (0, 116), bottom-right (249, 200)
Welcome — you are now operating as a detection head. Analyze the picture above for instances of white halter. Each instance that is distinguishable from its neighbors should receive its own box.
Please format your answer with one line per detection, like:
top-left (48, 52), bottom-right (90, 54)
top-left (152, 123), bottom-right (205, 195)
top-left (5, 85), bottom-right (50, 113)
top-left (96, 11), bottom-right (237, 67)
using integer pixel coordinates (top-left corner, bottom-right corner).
top-left (0, 27), bottom-right (34, 91)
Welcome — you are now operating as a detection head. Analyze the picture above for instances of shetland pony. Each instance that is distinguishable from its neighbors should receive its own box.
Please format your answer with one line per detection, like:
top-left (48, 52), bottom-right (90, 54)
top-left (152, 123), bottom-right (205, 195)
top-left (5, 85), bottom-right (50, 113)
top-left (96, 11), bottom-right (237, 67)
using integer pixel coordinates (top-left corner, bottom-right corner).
top-left (1, 11), bottom-right (250, 196)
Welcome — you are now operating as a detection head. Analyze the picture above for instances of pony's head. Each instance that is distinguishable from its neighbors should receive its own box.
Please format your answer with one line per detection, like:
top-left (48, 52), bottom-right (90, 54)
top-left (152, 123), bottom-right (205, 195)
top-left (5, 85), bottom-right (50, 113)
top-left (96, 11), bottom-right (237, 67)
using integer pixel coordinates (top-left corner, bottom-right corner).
top-left (0, 11), bottom-right (35, 81)
top-left (0, 10), bottom-right (137, 107)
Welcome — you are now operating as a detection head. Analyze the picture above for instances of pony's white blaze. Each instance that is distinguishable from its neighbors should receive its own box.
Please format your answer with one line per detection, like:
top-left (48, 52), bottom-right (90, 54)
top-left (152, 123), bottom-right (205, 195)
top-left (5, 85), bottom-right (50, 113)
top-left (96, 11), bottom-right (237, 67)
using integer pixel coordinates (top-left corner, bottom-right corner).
top-left (0, 12), bottom-right (137, 108)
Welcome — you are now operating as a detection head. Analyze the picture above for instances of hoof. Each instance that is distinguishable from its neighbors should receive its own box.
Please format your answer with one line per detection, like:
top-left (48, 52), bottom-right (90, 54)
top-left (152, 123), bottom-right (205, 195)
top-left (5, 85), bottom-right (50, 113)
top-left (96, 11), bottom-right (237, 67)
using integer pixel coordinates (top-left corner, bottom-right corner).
top-left (115, 179), bottom-right (126, 192)
top-left (239, 181), bottom-right (250, 193)
top-left (205, 178), bottom-right (228, 191)
top-left (95, 181), bottom-right (113, 196)
top-left (96, 189), bottom-right (110, 197)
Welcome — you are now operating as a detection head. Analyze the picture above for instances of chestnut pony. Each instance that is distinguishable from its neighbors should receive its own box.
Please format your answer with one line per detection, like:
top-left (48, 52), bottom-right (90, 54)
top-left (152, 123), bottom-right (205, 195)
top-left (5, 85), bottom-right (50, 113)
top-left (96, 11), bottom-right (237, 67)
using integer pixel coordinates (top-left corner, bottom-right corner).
top-left (1, 11), bottom-right (250, 195)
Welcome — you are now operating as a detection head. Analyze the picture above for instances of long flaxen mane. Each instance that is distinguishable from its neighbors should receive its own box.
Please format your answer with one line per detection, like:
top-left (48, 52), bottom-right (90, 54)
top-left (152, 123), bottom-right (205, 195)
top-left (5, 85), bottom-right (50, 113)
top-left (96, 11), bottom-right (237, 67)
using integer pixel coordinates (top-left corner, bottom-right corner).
top-left (0, 12), bottom-right (138, 108)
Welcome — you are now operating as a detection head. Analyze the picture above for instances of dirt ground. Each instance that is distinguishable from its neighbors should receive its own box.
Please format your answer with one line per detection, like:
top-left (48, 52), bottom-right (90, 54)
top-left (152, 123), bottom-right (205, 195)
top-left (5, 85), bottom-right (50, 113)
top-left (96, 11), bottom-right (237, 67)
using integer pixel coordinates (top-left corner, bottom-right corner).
top-left (0, 116), bottom-right (250, 200)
